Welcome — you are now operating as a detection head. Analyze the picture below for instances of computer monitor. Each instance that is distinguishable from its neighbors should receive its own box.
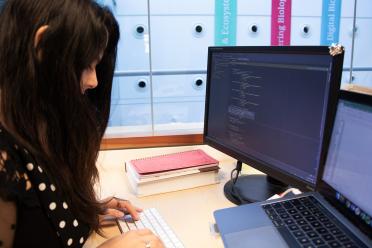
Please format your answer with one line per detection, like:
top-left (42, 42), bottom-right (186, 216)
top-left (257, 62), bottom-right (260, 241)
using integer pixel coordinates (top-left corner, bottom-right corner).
top-left (204, 46), bottom-right (344, 205)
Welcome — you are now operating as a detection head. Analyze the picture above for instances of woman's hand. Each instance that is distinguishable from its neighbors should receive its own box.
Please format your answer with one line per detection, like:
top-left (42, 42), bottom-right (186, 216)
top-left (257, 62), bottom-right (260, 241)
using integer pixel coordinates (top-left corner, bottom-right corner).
top-left (101, 197), bottom-right (143, 221)
top-left (98, 229), bottom-right (165, 248)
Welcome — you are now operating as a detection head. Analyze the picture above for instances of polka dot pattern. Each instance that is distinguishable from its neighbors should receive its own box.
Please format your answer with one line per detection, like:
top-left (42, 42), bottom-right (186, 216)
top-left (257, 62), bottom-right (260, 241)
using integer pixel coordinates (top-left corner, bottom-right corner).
top-left (38, 183), bottom-right (46, 191)
top-left (49, 202), bottom-right (57, 211)
top-left (67, 238), bottom-right (73, 246)
top-left (59, 220), bottom-right (66, 229)
top-left (0, 127), bottom-right (90, 247)
top-left (73, 219), bottom-right (78, 227)
top-left (26, 163), bottom-right (34, 171)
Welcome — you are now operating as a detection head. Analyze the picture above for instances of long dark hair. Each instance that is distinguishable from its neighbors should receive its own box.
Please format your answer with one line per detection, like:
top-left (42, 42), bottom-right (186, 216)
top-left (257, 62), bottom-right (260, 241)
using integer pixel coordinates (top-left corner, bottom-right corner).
top-left (0, 0), bottom-right (119, 232)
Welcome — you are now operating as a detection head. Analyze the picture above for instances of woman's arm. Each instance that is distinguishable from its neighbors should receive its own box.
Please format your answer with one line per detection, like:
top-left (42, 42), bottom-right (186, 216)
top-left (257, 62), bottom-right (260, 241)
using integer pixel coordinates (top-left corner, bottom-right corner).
top-left (0, 199), bottom-right (16, 248)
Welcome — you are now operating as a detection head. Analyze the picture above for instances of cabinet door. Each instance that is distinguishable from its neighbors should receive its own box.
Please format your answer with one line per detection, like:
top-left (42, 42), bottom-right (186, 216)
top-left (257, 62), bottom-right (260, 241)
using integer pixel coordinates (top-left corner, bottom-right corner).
top-left (290, 17), bottom-right (321, 45)
top-left (152, 74), bottom-right (206, 134)
top-left (150, 16), bottom-right (214, 71)
top-left (116, 16), bottom-right (150, 72)
top-left (237, 16), bottom-right (271, 46)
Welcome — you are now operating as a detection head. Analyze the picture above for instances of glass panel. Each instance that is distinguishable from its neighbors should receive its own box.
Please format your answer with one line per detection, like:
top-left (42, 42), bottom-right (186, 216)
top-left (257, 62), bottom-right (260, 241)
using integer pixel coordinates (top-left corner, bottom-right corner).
top-left (149, 0), bottom-right (214, 135)
top-left (103, 0), bottom-right (153, 137)
top-left (349, 0), bottom-right (372, 87)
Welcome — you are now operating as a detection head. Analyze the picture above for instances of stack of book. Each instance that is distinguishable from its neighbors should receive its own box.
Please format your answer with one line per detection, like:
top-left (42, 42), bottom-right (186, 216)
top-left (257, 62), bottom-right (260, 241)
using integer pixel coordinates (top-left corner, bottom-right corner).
top-left (125, 149), bottom-right (220, 197)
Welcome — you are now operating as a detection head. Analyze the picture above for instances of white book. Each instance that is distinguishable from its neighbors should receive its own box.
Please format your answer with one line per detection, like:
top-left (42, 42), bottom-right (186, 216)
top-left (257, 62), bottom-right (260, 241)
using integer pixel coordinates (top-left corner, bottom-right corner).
top-left (125, 160), bottom-right (219, 182)
top-left (125, 162), bottom-right (220, 197)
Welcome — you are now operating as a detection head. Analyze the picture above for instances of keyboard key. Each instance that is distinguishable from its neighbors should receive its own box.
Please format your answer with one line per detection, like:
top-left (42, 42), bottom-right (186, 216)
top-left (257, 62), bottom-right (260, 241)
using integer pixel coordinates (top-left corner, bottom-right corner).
top-left (289, 224), bottom-right (300, 231)
top-left (301, 211), bottom-right (311, 216)
top-left (306, 216), bottom-right (316, 222)
top-left (322, 234), bottom-right (334, 241)
top-left (316, 227), bottom-right (328, 234)
top-left (280, 213), bottom-right (290, 219)
top-left (301, 225), bottom-right (312, 232)
top-left (323, 222), bottom-right (335, 229)
top-left (293, 214), bottom-right (303, 220)
top-left (312, 238), bottom-right (325, 245)
top-left (284, 219), bottom-right (295, 225)
top-left (293, 231), bottom-right (305, 237)
top-left (330, 228), bottom-right (342, 236)
top-left (276, 208), bottom-right (286, 214)
top-left (283, 202), bottom-right (294, 209)
top-left (329, 241), bottom-right (341, 247)
top-left (310, 221), bottom-right (321, 228)
top-left (344, 242), bottom-right (358, 248)
top-left (296, 219), bottom-right (307, 226)
top-left (337, 235), bottom-right (350, 243)
top-left (288, 209), bottom-right (298, 214)
top-left (307, 231), bottom-right (318, 238)
top-left (302, 245), bottom-right (315, 248)
top-left (298, 237), bottom-right (310, 244)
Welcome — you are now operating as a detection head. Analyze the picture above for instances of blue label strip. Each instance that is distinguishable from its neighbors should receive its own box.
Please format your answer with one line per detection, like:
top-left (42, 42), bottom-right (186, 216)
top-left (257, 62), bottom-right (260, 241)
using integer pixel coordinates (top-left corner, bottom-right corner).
top-left (215, 0), bottom-right (237, 46)
top-left (320, 0), bottom-right (342, 45)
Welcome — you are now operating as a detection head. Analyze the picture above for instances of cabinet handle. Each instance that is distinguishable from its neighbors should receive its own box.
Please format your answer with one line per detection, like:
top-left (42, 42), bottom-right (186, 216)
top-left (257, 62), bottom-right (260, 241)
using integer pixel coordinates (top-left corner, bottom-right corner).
top-left (195, 25), bottom-right (203, 33)
top-left (195, 79), bottom-right (203, 87)
top-left (138, 81), bottom-right (147, 88)
top-left (136, 25), bottom-right (145, 34)
top-left (302, 25), bottom-right (310, 36)
top-left (250, 24), bottom-right (258, 33)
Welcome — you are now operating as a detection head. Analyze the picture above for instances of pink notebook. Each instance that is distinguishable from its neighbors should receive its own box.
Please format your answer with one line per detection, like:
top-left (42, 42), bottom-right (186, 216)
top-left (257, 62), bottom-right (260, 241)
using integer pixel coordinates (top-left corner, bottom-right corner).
top-left (130, 149), bottom-right (219, 175)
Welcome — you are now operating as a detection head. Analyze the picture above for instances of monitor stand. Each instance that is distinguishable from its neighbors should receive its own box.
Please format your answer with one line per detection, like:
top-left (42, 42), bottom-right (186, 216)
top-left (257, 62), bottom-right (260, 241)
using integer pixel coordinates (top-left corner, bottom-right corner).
top-left (224, 161), bottom-right (288, 205)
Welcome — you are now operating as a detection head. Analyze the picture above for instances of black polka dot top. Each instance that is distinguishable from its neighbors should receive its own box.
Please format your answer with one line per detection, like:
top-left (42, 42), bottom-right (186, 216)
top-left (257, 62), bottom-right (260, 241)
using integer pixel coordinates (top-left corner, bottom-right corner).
top-left (0, 127), bottom-right (90, 247)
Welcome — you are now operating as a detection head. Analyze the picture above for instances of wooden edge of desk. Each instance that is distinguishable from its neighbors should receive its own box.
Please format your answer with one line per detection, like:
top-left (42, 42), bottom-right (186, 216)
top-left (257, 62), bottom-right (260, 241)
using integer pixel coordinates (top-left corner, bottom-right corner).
top-left (100, 134), bottom-right (203, 150)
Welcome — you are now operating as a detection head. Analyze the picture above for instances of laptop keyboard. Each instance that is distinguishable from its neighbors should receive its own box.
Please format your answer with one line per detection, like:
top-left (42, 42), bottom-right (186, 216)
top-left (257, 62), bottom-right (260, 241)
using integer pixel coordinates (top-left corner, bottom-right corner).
top-left (117, 208), bottom-right (185, 248)
top-left (262, 196), bottom-right (367, 248)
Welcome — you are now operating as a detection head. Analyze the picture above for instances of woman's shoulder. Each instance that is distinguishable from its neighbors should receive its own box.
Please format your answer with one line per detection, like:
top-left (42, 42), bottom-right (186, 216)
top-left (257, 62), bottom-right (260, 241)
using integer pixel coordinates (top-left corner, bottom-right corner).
top-left (0, 127), bottom-right (37, 203)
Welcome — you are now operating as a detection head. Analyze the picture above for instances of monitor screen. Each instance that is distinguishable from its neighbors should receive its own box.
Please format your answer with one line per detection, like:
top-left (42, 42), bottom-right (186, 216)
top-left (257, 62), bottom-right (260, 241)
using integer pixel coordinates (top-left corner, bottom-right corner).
top-left (322, 97), bottom-right (372, 229)
top-left (204, 46), bottom-right (343, 190)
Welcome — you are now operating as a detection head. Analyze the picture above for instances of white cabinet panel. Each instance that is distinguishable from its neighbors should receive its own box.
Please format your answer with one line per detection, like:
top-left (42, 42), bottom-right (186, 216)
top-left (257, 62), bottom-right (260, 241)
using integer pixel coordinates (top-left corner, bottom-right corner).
top-left (116, 16), bottom-right (150, 72)
top-left (290, 17), bottom-right (321, 45)
top-left (114, 0), bottom-right (148, 16)
top-left (339, 18), bottom-right (353, 68)
top-left (117, 76), bottom-right (151, 100)
top-left (292, 0), bottom-right (322, 17)
top-left (111, 77), bottom-right (120, 100)
top-left (236, 16), bottom-right (271, 45)
top-left (149, 0), bottom-right (214, 15)
top-left (356, 0), bottom-right (372, 18)
top-left (153, 101), bottom-right (205, 124)
top-left (352, 71), bottom-right (372, 87)
top-left (352, 19), bottom-right (372, 67)
top-left (150, 16), bottom-right (214, 70)
top-left (152, 74), bottom-right (206, 98)
top-left (109, 103), bottom-right (152, 126)
top-left (341, 0), bottom-right (355, 17)
top-left (238, 0), bottom-right (271, 15)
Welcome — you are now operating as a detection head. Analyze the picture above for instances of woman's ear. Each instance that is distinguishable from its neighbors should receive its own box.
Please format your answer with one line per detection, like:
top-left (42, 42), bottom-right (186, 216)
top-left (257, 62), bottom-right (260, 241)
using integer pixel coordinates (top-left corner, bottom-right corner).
top-left (34, 25), bottom-right (48, 59)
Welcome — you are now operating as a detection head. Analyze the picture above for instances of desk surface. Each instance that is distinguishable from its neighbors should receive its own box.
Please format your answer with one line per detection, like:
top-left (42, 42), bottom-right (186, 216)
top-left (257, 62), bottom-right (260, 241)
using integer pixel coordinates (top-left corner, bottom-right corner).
top-left (84, 145), bottom-right (263, 248)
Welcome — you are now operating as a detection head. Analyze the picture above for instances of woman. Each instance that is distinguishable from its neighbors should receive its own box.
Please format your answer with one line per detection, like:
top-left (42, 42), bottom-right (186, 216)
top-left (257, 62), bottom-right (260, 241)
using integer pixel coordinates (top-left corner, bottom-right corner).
top-left (0, 0), bottom-right (163, 247)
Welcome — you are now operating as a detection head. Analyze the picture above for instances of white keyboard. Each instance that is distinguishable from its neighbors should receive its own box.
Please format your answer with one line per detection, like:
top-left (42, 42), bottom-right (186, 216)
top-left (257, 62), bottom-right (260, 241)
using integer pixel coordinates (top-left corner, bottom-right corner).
top-left (117, 208), bottom-right (185, 248)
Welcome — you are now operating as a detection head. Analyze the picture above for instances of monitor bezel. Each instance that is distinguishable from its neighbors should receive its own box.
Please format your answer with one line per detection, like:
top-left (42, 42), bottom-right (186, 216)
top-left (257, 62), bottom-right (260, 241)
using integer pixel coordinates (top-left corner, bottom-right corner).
top-left (317, 90), bottom-right (372, 239)
top-left (203, 46), bottom-right (344, 192)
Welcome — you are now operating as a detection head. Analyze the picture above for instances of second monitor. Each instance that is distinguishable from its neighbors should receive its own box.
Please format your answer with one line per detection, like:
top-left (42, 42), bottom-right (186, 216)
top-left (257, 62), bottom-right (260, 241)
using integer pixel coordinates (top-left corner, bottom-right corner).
top-left (204, 46), bottom-right (344, 205)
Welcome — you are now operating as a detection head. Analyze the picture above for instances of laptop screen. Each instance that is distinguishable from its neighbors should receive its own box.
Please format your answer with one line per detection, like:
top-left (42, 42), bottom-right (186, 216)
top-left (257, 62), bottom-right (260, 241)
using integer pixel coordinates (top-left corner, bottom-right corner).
top-left (322, 92), bottom-right (372, 235)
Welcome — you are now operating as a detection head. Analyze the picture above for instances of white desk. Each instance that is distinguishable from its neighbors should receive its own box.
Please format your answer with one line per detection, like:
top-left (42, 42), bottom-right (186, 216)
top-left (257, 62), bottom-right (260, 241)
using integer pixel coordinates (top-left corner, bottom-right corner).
top-left (84, 145), bottom-right (263, 248)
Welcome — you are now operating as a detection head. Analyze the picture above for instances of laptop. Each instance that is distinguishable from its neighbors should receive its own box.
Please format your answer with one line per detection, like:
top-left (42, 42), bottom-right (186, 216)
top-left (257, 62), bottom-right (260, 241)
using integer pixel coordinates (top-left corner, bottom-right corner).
top-left (214, 90), bottom-right (372, 248)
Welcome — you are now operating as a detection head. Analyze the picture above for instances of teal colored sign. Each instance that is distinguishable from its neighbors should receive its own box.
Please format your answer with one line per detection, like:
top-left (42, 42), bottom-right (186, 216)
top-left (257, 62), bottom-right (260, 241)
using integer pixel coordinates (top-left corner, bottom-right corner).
top-left (215, 0), bottom-right (237, 46)
top-left (320, 0), bottom-right (342, 45)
